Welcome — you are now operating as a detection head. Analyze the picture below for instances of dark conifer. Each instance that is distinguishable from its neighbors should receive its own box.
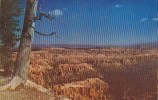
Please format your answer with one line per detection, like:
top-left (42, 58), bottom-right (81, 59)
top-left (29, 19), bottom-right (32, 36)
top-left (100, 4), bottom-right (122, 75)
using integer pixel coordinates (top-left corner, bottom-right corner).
top-left (0, 0), bottom-right (22, 76)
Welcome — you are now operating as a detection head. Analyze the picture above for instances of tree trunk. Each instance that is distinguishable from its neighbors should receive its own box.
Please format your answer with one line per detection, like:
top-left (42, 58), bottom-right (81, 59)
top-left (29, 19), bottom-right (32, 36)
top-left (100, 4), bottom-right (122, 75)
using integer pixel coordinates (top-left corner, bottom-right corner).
top-left (13, 0), bottom-right (38, 81)
top-left (4, 65), bottom-right (12, 76)
top-left (0, 0), bottom-right (52, 94)
top-left (0, 0), bottom-right (1, 13)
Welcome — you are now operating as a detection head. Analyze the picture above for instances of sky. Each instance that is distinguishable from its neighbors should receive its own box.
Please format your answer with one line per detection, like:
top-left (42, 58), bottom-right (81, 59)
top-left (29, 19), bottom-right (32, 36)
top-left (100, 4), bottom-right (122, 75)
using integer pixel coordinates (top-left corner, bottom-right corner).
top-left (21, 0), bottom-right (158, 45)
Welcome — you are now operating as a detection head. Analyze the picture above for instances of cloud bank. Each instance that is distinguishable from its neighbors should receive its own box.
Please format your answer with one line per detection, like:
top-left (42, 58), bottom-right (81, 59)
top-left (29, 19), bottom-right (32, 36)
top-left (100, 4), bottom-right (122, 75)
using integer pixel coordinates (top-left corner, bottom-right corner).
top-left (49, 9), bottom-right (63, 16)
top-left (152, 17), bottom-right (158, 21)
top-left (115, 4), bottom-right (122, 8)
top-left (139, 18), bottom-right (148, 22)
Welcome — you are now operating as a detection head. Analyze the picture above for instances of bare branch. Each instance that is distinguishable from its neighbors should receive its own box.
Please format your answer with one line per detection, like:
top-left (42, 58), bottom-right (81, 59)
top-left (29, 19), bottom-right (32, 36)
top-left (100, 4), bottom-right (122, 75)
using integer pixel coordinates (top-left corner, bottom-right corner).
top-left (30, 25), bottom-right (57, 36)
top-left (35, 30), bottom-right (56, 36)
top-left (29, 3), bottom-right (59, 37)
top-left (34, 12), bottom-right (55, 21)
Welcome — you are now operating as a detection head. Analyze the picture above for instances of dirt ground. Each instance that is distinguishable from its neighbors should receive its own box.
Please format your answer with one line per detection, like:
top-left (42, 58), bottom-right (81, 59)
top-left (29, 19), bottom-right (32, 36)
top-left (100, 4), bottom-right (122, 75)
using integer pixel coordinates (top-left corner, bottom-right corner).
top-left (0, 77), bottom-right (70, 100)
top-left (0, 87), bottom-right (53, 100)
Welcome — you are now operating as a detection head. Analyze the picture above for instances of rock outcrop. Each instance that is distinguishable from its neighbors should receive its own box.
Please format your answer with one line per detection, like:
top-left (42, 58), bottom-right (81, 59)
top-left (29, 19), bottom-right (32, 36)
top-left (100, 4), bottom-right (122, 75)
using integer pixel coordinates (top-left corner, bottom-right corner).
top-left (16, 47), bottom-right (157, 100)
top-left (53, 78), bottom-right (109, 100)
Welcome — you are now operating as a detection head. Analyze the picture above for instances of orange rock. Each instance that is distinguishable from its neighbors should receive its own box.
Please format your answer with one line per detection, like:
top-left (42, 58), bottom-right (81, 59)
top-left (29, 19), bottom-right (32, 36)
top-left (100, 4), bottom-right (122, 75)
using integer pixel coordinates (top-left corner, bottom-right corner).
top-left (53, 78), bottom-right (108, 100)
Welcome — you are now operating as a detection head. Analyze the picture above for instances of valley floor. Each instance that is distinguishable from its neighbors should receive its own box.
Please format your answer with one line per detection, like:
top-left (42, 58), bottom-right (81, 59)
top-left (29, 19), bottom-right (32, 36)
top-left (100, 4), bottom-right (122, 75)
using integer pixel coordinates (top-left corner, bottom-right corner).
top-left (0, 47), bottom-right (157, 100)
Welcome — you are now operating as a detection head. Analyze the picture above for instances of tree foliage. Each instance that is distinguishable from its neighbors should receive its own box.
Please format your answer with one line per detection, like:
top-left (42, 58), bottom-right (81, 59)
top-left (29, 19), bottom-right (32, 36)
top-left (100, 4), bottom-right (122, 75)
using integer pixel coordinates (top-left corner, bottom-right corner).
top-left (0, 0), bottom-right (22, 75)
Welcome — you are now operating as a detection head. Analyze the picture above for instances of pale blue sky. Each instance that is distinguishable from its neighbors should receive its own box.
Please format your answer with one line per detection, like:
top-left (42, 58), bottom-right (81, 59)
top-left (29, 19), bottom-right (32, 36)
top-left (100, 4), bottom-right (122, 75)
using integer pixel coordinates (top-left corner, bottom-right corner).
top-left (21, 0), bottom-right (158, 45)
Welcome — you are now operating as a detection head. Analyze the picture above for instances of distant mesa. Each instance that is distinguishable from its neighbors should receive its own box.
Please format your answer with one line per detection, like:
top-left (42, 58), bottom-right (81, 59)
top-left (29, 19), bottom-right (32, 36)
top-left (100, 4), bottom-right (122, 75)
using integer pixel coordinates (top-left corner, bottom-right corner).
top-left (31, 41), bottom-right (158, 50)
top-left (13, 41), bottom-right (158, 51)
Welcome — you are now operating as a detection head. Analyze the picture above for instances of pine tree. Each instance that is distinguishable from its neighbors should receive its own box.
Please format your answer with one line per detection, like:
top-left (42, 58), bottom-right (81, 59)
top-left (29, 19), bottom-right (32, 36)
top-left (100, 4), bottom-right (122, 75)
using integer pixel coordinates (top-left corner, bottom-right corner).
top-left (0, 0), bottom-right (22, 76)
top-left (0, 0), bottom-right (54, 94)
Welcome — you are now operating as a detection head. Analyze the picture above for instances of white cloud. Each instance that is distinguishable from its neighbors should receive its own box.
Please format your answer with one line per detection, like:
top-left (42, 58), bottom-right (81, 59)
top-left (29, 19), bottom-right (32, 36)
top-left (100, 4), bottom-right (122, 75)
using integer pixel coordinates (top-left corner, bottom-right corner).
top-left (152, 18), bottom-right (158, 21)
top-left (63, 8), bottom-right (67, 11)
top-left (115, 4), bottom-right (122, 8)
top-left (139, 18), bottom-right (148, 22)
top-left (49, 9), bottom-right (63, 16)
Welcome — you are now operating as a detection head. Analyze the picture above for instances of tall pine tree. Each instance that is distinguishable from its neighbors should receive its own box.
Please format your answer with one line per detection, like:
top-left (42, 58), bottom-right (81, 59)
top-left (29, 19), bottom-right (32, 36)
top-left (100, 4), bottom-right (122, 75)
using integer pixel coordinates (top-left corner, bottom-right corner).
top-left (0, 0), bottom-right (22, 76)
top-left (0, 0), bottom-right (54, 94)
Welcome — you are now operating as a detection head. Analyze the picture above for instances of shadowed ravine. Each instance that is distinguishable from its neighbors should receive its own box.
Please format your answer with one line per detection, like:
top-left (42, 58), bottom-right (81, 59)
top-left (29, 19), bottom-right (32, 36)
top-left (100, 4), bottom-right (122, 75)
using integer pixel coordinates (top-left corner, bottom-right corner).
top-left (0, 47), bottom-right (157, 100)
top-left (16, 47), bottom-right (157, 100)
